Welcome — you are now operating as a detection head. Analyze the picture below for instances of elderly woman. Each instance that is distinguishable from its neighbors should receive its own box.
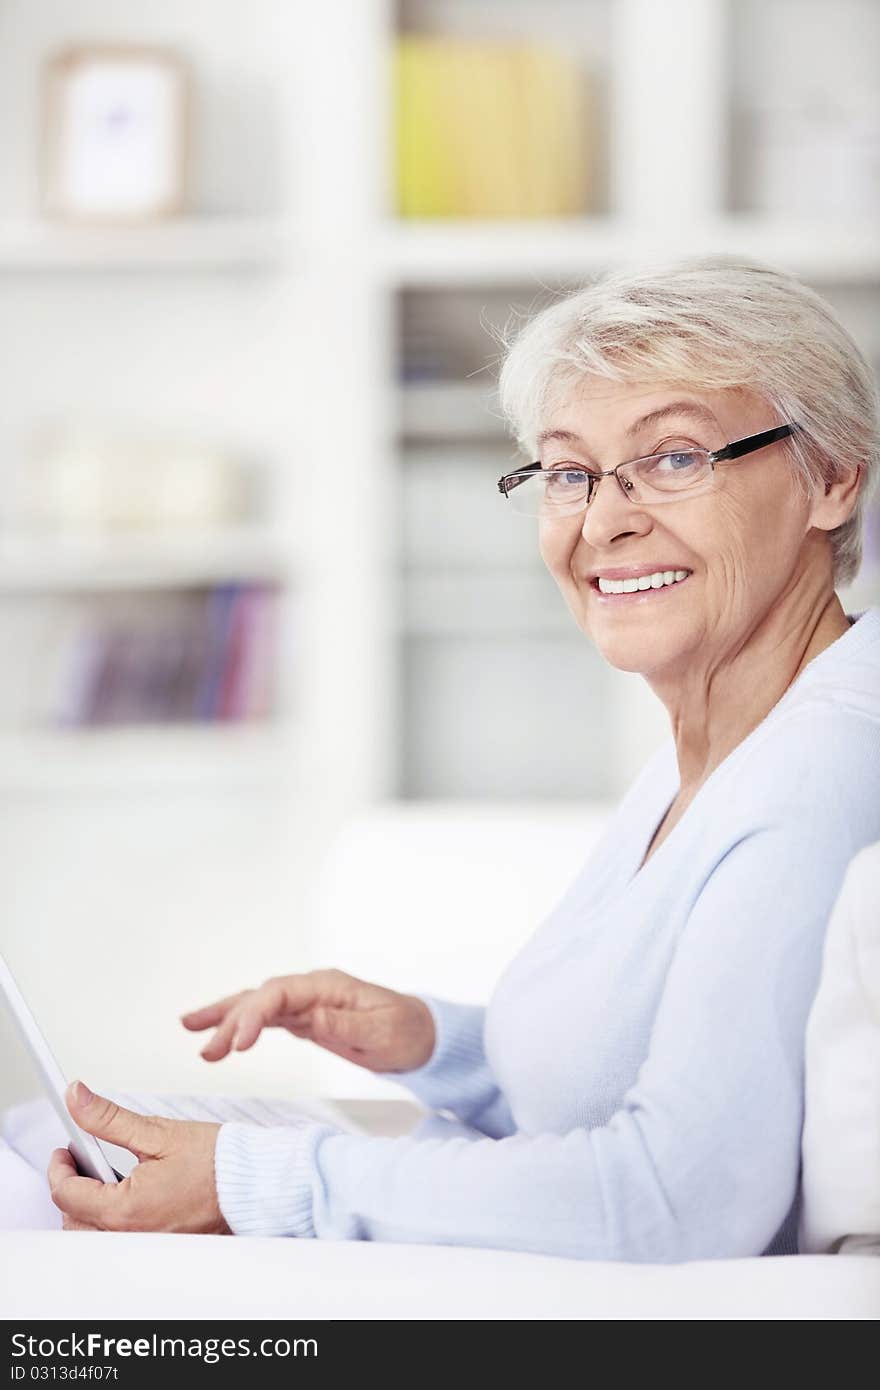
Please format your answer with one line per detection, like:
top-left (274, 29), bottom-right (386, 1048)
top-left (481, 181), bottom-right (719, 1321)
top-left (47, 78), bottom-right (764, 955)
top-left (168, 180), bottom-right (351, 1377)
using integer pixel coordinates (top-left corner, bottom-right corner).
top-left (42, 257), bottom-right (880, 1259)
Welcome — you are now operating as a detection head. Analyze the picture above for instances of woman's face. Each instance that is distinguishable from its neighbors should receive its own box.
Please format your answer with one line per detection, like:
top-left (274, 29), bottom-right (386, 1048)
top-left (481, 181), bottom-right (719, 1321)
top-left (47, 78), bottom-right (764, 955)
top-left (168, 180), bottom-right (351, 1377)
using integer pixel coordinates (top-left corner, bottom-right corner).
top-left (537, 379), bottom-right (825, 679)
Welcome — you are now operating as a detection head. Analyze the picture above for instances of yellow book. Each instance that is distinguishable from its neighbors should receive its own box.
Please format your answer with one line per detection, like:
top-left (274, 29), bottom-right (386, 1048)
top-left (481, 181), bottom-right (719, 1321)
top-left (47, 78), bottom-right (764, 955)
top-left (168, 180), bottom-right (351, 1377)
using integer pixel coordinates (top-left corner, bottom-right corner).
top-left (396, 38), bottom-right (460, 217)
top-left (449, 41), bottom-right (524, 217)
top-left (516, 44), bottom-right (591, 217)
top-left (395, 36), bottom-right (591, 218)
top-left (396, 37), bottom-right (521, 217)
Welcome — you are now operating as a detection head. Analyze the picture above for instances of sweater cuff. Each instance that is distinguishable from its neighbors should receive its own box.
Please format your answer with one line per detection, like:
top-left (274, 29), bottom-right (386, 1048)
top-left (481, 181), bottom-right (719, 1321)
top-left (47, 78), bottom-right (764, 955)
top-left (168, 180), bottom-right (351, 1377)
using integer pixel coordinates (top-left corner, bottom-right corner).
top-left (385, 995), bottom-right (493, 1117)
top-left (214, 1121), bottom-right (338, 1238)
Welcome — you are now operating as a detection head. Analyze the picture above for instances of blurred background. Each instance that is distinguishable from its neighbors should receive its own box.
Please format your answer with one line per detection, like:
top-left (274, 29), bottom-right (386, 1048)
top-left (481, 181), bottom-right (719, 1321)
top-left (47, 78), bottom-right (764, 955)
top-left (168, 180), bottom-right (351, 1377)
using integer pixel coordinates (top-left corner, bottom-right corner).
top-left (1, 0), bottom-right (878, 1111)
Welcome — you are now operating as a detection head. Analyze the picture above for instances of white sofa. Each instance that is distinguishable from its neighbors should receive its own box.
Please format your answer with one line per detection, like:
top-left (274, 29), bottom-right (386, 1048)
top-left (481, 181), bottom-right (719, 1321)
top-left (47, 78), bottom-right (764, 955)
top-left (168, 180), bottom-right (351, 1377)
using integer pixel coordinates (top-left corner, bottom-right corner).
top-left (1, 806), bottom-right (878, 1319)
top-left (3, 1231), bottom-right (878, 1321)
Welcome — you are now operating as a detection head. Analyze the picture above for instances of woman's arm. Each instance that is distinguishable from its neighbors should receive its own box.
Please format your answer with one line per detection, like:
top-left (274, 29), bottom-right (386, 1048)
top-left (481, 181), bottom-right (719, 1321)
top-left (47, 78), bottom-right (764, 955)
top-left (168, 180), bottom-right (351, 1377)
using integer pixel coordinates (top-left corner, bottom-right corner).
top-left (385, 995), bottom-right (516, 1139)
top-left (215, 811), bottom-right (851, 1259)
top-left (181, 969), bottom-right (516, 1141)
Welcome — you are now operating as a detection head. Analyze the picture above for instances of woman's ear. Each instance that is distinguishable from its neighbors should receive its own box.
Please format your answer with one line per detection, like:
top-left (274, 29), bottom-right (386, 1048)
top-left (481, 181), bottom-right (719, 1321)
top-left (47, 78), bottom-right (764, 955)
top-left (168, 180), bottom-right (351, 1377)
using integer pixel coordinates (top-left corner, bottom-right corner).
top-left (808, 463), bottom-right (863, 533)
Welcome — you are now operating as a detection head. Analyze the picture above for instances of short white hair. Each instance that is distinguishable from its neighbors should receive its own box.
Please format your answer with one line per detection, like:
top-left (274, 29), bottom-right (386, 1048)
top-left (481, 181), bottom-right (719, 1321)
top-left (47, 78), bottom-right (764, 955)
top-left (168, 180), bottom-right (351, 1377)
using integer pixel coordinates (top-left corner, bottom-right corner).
top-left (495, 255), bottom-right (879, 587)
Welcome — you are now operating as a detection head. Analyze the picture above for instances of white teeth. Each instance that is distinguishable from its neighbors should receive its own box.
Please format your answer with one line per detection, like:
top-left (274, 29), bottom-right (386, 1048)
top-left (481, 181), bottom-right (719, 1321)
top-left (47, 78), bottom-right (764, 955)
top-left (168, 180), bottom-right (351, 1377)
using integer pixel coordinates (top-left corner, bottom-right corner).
top-left (596, 569), bottom-right (691, 595)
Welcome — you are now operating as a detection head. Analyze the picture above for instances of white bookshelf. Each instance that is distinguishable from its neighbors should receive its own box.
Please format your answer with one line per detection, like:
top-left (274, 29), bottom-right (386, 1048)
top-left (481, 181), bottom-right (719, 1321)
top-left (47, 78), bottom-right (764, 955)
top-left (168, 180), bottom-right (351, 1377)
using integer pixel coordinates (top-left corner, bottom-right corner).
top-left (10, 210), bottom-right (867, 284)
top-left (398, 382), bottom-right (504, 441)
top-left (0, 217), bottom-right (287, 271)
top-left (0, 0), bottom-right (877, 810)
top-left (0, 525), bottom-right (293, 592)
top-left (0, 724), bottom-right (295, 793)
top-left (377, 217), bottom-right (880, 287)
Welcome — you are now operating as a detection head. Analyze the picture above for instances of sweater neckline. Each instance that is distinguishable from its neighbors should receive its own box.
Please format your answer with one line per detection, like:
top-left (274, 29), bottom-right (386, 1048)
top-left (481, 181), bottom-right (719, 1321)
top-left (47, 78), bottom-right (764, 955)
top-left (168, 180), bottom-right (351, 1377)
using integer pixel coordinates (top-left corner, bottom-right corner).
top-left (624, 604), bottom-right (879, 888)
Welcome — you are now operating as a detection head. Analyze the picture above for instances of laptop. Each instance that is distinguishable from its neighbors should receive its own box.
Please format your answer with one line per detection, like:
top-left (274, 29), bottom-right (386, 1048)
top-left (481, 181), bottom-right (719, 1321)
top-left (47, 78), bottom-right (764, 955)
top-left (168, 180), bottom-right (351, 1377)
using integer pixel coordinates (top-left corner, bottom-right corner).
top-left (0, 950), bottom-right (365, 1184)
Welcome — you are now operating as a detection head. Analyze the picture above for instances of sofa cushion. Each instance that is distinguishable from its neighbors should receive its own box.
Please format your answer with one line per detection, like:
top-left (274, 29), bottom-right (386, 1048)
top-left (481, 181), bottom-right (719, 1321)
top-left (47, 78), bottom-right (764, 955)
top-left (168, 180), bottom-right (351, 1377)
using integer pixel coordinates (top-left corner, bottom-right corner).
top-left (1, 1230), bottom-right (879, 1320)
top-left (799, 841), bottom-right (880, 1254)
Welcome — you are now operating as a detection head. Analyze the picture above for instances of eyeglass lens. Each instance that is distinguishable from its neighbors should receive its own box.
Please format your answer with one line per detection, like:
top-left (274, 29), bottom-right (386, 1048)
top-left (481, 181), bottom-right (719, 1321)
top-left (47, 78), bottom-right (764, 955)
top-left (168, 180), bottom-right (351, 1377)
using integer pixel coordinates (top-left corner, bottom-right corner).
top-left (508, 450), bottom-right (715, 515)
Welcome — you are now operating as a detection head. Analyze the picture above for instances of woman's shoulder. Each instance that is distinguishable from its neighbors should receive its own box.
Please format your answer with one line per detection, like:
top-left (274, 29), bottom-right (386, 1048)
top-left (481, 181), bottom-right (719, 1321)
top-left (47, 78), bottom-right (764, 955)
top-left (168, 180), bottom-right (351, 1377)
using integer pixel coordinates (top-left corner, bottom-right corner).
top-left (768, 610), bottom-right (880, 757)
top-left (732, 607), bottom-right (880, 777)
top-left (784, 605), bottom-right (880, 723)
top-left (604, 611), bottom-right (880, 885)
top-left (669, 616), bottom-right (880, 866)
top-left (702, 664), bottom-right (880, 860)
top-left (673, 700), bottom-right (880, 937)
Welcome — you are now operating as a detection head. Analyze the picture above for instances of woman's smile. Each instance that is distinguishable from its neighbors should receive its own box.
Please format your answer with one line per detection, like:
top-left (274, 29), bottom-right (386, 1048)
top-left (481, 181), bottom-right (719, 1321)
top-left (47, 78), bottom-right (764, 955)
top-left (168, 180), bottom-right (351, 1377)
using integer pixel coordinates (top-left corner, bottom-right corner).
top-left (588, 567), bottom-right (694, 603)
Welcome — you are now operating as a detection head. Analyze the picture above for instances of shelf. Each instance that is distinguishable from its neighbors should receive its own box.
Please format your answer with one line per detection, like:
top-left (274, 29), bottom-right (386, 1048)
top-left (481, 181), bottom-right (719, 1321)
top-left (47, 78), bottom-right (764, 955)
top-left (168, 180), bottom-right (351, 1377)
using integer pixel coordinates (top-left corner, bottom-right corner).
top-left (3, 214), bottom-right (878, 285)
top-left (398, 382), bottom-right (507, 441)
top-left (401, 567), bottom-right (572, 636)
top-left (0, 723), bottom-right (296, 792)
top-left (376, 218), bottom-right (880, 286)
top-left (0, 526), bottom-right (294, 593)
top-left (0, 217), bottom-right (289, 272)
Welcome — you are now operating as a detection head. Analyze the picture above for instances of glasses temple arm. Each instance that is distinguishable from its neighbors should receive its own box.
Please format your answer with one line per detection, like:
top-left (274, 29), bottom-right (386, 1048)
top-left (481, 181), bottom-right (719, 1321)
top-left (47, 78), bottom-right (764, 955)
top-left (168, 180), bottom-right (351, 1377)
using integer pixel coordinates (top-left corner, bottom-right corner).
top-left (710, 423), bottom-right (800, 463)
top-left (498, 462), bottom-right (542, 495)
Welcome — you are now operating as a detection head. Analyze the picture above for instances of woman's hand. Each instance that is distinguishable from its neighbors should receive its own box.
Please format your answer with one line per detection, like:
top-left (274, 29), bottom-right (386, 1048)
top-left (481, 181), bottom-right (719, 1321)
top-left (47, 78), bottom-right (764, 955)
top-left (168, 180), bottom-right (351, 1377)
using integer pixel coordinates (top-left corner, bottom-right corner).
top-left (48, 1082), bottom-right (230, 1234)
top-left (181, 968), bottom-right (436, 1074)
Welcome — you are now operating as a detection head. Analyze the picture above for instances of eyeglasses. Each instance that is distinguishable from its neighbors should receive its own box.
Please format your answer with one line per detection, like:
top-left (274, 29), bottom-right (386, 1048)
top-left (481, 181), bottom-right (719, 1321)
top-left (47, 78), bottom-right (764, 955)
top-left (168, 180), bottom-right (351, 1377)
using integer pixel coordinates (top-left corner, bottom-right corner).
top-left (496, 423), bottom-right (801, 518)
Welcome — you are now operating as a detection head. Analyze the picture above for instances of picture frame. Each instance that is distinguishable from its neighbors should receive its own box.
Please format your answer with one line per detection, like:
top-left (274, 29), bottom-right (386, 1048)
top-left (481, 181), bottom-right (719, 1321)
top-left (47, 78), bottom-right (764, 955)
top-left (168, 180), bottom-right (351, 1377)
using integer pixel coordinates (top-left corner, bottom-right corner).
top-left (42, 45), bottom-right (190, 224)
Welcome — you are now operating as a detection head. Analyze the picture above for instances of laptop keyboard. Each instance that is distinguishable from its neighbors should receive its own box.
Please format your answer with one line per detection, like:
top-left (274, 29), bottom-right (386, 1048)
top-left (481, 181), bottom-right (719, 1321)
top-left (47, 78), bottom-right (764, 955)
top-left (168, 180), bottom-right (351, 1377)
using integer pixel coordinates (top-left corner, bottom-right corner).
top-left (105, 1090), bottom-right (365, 1133)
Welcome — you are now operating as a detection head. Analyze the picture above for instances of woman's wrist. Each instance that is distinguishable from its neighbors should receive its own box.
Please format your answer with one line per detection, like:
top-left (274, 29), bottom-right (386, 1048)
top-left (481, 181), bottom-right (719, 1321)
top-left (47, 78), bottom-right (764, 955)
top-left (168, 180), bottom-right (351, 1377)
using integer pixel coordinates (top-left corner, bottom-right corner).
top-left (214, 1120), bottom-right (338, 1239)
top-left (395, 994), bottom-right (437, 1071)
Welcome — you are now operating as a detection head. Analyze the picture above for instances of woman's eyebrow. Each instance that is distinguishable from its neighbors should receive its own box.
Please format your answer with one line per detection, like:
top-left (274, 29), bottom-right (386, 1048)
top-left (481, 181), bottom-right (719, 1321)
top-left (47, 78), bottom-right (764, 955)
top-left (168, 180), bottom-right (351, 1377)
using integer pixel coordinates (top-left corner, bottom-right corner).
top-left (624, 401), bottom-right (719, 436)
top-left (536, 428), bottom-right (585, 448)
top-left (536, 402), bottom-right (719, 452)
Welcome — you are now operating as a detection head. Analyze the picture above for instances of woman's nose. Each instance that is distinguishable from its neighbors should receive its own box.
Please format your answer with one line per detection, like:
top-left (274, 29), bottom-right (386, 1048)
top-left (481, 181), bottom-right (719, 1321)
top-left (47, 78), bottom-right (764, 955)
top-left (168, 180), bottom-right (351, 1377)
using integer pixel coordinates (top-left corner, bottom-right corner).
top-left (579, 473), bottom-right (652, 547)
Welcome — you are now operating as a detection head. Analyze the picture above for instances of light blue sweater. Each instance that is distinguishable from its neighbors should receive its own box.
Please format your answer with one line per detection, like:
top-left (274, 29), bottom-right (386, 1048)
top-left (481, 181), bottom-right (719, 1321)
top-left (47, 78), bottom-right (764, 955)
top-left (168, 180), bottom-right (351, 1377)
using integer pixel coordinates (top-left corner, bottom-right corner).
top-left (215, 606), bottom-right (880, 1261)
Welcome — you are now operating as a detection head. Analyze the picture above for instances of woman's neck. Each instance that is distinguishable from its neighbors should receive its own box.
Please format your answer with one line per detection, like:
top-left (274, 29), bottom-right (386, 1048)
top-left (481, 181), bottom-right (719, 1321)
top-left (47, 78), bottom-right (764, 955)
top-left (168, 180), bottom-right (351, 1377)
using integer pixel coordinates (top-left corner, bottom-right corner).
top-left (647, 588), bottom-right (852, 797)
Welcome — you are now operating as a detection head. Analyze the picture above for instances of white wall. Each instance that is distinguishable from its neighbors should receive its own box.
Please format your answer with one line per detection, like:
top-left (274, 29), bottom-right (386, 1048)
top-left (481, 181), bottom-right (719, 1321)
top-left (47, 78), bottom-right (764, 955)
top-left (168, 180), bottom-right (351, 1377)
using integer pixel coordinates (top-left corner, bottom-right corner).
top-left (1, 0), bottom-right (877, 1118)
top-left (1, 795), bottom-right (610, 1109)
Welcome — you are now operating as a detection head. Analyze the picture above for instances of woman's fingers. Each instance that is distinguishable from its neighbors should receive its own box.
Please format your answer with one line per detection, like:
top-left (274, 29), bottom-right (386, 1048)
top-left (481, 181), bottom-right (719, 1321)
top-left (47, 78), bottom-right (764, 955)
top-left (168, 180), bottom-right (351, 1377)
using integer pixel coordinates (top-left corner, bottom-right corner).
top-left (199, 1006), bottom-right (356, 1061)
top-left (48, 1146), bottom-right (119, 1229)
top-left (180, 993), bottom-right (246, 1032)
top-left (49, 1146), bottom-right (79, 1181)
top-left (227, 979), bottom-right (290, 1052)
top-left (198, 981), bottom-right (286, 1059)
top-left (190, 973), bottom-right (360, 1062)
top-left (229, 1010), bottom-right (264, 1052)
top-left (184, 970), bottom-right (427, 1074)
top-left (199, 1012), bottom-right (243, 1062)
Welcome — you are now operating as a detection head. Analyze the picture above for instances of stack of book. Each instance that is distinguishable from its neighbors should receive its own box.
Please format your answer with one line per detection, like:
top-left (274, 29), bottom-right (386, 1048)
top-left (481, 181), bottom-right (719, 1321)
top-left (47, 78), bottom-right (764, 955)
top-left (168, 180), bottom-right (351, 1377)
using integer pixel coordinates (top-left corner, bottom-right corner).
top-left (395, 35), bottom-right (593, 218)
top-left (43, 583), bottom-right (279, 728)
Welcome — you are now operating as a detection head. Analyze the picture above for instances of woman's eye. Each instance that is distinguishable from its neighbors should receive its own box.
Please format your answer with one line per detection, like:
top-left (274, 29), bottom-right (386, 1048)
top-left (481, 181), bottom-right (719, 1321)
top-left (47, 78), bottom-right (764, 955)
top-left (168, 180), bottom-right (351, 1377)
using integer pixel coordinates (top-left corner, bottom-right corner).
top-left (652, 450), bottom-right (700, 473)
top-left (545, 466), bottom-right (592, 490)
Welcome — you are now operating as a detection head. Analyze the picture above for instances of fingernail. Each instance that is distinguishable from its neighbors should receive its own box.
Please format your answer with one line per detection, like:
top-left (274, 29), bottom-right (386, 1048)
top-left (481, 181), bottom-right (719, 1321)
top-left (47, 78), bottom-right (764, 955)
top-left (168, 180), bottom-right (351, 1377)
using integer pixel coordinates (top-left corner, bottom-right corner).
top-left (73, 1081), bottom-right (94, 1106)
